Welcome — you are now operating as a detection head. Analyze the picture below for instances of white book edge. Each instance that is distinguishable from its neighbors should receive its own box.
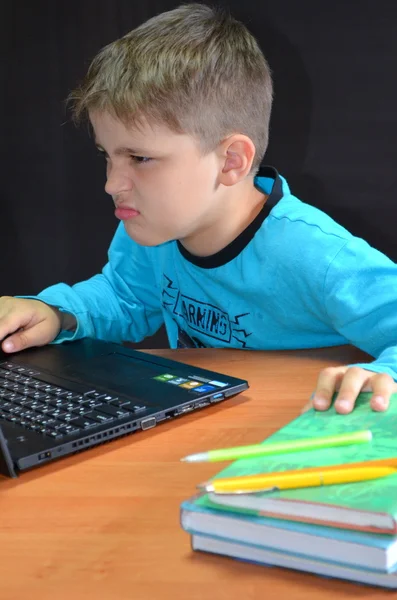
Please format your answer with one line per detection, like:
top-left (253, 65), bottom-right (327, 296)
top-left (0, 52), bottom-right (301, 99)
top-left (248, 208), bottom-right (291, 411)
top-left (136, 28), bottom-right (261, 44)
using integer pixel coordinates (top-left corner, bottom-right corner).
top-left (191, 533), bottom-right (397, 589)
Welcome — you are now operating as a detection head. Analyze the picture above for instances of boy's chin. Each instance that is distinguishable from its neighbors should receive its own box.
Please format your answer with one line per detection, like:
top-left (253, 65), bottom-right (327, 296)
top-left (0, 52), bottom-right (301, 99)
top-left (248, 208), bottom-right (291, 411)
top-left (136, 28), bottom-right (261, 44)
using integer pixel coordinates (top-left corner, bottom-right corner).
top-left (123, 222), bottom-right (174, 247)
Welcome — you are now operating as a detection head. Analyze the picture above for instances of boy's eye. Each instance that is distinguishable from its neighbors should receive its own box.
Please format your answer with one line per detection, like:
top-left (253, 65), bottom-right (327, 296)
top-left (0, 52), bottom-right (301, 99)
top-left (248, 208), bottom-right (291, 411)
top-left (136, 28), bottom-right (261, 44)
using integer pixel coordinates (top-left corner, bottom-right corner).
top-left (96, 150), bottom-right (151, 165)
top-left (130, 155), bottom-right (151, 165)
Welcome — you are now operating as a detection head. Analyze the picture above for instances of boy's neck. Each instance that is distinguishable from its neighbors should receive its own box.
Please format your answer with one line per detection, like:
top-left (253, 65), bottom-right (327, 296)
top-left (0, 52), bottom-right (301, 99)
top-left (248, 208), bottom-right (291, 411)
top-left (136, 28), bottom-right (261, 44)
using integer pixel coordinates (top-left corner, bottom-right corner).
top-left (179, 179), bottom-right (267, 258)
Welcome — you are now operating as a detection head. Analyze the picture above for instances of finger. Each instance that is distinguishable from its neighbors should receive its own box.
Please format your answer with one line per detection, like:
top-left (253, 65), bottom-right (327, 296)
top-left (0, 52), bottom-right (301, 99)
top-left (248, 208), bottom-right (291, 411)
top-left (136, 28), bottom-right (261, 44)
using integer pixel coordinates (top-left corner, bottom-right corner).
top-left (0, 310), bottom-right (31, 345)
top-left (2, 321), bottom-right (51, 353)
top-left (369, 373), bottom-right (394, 412)
top-left (333, 367), bottom-right (370, 414)
top-left (312, 367), bottom-right (345, 411)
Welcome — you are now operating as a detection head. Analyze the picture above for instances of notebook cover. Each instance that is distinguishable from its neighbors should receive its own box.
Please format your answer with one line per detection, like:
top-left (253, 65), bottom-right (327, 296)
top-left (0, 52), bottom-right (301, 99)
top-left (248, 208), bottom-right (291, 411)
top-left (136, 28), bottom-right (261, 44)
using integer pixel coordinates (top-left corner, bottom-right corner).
top-left (197, 392), bottom-right (397, 532)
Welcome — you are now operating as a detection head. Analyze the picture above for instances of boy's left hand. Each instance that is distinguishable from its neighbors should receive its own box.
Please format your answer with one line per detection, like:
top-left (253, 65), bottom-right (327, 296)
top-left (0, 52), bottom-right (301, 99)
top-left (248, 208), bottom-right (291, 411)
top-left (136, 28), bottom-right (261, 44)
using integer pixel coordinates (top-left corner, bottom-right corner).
top-left (303, 366), bottom-right (397, 414)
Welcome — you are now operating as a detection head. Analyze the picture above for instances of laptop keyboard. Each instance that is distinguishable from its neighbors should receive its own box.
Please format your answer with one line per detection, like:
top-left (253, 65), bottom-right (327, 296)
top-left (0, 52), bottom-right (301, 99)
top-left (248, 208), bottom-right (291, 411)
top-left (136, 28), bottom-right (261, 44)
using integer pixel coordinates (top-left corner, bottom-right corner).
top-left (0, 361), bottom-right (147, 440)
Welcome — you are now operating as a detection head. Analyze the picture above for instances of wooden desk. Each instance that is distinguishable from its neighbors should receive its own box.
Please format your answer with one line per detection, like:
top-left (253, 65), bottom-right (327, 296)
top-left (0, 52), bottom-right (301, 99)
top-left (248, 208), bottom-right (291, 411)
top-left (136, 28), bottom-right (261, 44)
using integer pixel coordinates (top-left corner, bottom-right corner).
top-left (0, 346), bottom-right (390, 600)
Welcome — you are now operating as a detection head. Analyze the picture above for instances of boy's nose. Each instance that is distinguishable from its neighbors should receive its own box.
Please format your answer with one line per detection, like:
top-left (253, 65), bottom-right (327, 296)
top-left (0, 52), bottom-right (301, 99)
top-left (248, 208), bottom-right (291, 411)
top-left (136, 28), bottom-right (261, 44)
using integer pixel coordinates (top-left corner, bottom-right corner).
top-left (104, 169), bottom-right (132, 197)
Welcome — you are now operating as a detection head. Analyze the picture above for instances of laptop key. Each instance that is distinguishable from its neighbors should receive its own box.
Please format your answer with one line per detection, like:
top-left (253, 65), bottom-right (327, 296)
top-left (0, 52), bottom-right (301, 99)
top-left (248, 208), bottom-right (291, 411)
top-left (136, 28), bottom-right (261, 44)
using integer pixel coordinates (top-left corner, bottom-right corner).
top-left (2, 391), bottom-right (22, 401)
top-left (71, 406), bottom-right (93, 417)
top-left (87, 411), bottom-right (114, 424)
top-left (8, 405), bottom-right (24, 415)
top-left (64, 393), bottom-right (83, 401)
top-left (1, 381), bottom-right (16, 389)
top-left (83, 391), bottom-right (108, 400)
top-left (22, 410), bottom-right (36, 419)
top-left (39, 418), bottom-right (58, 428)
top-left (72, 417), bottom-right (98, 429)
top-left (0, 362), bottom-right (19, 370)
top-left (0, 373), bottom-right (15, 383)
top-left (86, 399), bottom-right (104, 409)
top-left (97, 404), bottom-right (132, 418)
top-left (110, 398), bottom-right (138, 408)
top-left (75, 396), bottom-right (98, 406)
top-left (27, 390), bottom-right (49, 401)
top-left (27, 401), bottom-right (47, 411)
top-left (19, 387), bottom-right (31, 396)
top-left (30, 423), bottom-right (43, 431)
top-left (48, 398), bottom-right (76, 410)
top-left (47, 398), bottom-right (66, 408)
top-left (12, 395), bottom-right (32, 406)
top-left (55, 424), bottom-right (80, 436)
top-left (2, 393), bottom-right (25, 403)
top-left (123, 402), bottom-right (147, 413)
top-left (51, 409), bottom-right (68, 419)
top-left (29, 380), bottom-right (51, 390)
top-left (64, 403), bottom-right (80, 412)
top-left (44, 386), bottom-right (69, 396)
top-left (47, 430), bottom-right (65, 439)
top-left (40, 394), bottom-right (57, 403)
top-left (39, 405), bottom-right (57, 415)
top-left (8, 373), bottom-right (23, 380)
top-left (29, 413), bottom-right (46, 423)
top-left (102, 394), bottom-right (119, 403)
top-left (58, 413), bottom-right (79, 423)
top-left (16, 375), bottom-right (32, 384)
top-left (5, 415), bottom-right (19, 423)
top-left (38, 384), bottom-right (60, 393)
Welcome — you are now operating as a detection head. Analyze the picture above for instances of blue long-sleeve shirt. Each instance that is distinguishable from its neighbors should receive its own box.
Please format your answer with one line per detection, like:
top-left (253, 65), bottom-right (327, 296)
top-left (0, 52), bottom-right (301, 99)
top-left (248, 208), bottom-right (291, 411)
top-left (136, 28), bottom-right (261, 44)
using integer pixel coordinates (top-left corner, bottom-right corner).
top-left (30, 166), bottom-right (397, 379)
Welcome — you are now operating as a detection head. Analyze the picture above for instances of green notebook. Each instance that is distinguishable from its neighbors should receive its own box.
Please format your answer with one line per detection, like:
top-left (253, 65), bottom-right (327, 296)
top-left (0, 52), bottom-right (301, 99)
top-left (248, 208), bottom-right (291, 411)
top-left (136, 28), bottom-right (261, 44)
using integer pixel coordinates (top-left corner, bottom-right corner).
top-left (200, 392), bottom-right (397, 533)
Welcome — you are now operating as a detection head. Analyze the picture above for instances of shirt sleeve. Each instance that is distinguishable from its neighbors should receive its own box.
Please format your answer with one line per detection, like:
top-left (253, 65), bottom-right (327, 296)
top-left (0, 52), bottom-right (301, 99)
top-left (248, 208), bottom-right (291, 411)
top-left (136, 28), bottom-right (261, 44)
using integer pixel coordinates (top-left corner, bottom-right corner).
top-left (323, 238), bottom-right (397, 380)
top-left (22, 223), bottom-right (164, 345)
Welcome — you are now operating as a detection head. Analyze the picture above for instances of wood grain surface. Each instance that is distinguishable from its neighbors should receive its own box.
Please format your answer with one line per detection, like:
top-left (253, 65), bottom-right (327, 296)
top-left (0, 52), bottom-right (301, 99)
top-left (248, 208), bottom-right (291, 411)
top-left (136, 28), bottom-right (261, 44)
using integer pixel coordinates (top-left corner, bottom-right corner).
top-left (1, 345), bottom-right (390, 600)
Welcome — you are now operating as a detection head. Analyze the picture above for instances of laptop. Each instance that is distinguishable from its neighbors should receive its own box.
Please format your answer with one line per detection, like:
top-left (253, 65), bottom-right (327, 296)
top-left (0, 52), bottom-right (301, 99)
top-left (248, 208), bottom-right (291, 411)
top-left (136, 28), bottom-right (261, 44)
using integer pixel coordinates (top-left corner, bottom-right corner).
top-left (0, 339), bottom-right (248, 477)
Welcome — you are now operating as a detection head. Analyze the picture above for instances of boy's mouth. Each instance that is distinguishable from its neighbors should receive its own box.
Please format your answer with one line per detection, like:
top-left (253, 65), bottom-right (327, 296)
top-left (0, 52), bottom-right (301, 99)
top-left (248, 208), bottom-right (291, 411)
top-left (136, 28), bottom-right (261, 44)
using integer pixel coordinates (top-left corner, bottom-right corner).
top-left (115, 207), bottom-right (140, 221)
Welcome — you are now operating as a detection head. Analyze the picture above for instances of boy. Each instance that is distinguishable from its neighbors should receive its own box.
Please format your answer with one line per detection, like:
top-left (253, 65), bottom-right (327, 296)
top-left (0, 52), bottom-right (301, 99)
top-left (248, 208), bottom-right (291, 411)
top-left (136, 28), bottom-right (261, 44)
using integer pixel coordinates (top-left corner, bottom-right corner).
top-left (0, 4), bottom-right (396, 415)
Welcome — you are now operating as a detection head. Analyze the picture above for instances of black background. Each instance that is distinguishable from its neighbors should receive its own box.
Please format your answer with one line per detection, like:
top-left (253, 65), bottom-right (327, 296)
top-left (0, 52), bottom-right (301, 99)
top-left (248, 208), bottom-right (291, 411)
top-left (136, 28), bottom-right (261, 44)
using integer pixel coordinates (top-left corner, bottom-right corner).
top-left (2, 0), bottom-right (397, 347)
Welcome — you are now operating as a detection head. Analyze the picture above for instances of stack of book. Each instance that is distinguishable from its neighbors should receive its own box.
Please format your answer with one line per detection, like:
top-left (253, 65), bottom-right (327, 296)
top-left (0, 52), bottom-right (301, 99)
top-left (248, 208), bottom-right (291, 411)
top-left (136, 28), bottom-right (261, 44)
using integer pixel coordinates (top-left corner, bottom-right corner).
top-left (180, 392), bottom-right (397, 588)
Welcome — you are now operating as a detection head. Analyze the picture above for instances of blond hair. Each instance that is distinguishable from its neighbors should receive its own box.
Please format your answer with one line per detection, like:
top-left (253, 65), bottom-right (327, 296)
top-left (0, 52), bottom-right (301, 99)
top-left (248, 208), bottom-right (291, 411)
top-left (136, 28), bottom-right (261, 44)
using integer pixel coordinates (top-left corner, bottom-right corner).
top-left (69, 3), bottom-right (273, 173)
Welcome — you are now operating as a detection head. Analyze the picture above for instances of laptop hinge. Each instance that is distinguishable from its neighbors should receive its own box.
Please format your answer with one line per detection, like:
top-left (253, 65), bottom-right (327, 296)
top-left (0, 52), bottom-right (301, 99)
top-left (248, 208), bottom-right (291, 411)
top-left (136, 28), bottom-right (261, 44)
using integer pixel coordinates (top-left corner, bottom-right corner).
top-left (0, 425), bottom-right (17, 478)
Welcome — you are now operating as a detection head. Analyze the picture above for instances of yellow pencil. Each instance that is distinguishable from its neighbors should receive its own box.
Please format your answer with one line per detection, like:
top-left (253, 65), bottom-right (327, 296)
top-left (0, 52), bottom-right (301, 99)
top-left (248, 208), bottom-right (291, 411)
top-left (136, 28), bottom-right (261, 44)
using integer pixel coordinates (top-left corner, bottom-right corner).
top-left (199, 465), bottom-right (397, 495)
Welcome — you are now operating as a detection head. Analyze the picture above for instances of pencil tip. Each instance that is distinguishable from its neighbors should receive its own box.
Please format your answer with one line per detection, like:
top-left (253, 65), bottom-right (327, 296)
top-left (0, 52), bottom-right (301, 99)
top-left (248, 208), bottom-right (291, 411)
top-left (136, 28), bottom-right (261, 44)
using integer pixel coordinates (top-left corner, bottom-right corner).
top-left (180, 453), bottom-right (206, 463)
top-left (197, 482), bottom-right (213, 492)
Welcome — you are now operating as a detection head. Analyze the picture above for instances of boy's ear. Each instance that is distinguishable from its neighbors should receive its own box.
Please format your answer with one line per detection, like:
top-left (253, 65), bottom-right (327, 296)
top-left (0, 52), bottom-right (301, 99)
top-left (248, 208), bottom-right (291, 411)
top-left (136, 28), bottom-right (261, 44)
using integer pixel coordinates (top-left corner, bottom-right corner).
top-left (218, 134), bottom-right (256, 186)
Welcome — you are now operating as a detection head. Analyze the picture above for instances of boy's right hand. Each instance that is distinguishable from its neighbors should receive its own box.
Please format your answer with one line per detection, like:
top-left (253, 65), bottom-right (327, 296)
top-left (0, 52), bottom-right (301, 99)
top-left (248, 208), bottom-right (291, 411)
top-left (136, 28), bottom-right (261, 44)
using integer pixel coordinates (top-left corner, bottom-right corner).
top-left (0, 297), bottom-right (63, 353)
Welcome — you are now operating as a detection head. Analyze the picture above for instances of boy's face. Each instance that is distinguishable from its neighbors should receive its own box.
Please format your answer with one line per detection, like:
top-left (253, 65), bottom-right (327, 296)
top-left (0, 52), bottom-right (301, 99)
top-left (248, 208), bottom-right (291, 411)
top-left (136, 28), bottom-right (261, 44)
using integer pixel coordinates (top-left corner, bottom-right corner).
top-left (90, 110), bottom-right (224, 249)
